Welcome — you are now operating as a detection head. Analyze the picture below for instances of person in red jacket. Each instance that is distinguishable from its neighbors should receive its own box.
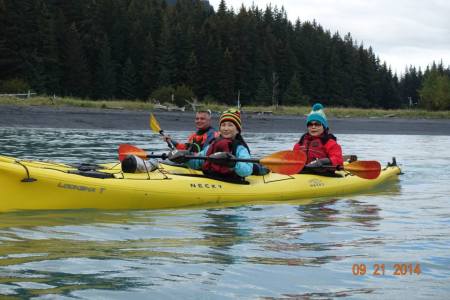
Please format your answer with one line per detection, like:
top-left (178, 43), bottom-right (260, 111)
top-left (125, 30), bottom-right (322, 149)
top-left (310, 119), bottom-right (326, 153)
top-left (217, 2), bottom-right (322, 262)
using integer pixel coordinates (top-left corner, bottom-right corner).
top-left (293, 103), bottom-right (343, 174)
top-left (162, 109), bottom-right (219, 152)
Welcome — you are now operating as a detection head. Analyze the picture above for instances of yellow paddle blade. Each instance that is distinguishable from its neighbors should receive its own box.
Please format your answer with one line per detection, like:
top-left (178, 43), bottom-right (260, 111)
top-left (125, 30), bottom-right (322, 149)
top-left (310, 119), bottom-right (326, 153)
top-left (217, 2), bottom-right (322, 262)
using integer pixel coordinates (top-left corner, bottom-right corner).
top-left (150, 113), bottom-right (161, 133)
top-left (260, 150), bottom-right (307, 175)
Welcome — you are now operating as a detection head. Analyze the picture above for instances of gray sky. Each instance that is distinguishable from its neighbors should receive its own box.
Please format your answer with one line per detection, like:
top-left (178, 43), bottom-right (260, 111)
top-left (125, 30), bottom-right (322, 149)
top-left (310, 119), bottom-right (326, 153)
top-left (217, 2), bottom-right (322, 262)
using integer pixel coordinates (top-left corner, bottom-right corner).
top-left (209, 0), bottom-right (450, 75)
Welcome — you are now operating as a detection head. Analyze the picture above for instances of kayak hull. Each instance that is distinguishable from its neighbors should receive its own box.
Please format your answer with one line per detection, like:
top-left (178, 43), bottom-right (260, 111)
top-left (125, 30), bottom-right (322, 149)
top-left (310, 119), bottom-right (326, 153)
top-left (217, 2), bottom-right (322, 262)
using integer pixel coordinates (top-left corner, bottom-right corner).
top-left (0, 155), bottom-right (401, 212)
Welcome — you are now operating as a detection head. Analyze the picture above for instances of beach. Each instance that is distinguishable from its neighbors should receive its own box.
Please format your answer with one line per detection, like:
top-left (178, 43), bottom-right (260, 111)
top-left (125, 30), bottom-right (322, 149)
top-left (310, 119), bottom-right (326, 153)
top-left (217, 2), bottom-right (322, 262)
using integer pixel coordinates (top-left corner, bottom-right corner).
top-left (0, 104), bottom-right (449, 135)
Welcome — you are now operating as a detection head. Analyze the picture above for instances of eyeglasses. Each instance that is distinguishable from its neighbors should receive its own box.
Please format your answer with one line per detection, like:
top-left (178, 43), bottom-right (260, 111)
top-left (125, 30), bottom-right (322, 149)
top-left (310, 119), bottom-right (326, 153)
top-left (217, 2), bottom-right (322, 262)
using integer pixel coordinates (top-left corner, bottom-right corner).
top-left (307, 122), bottom-right (322, 127)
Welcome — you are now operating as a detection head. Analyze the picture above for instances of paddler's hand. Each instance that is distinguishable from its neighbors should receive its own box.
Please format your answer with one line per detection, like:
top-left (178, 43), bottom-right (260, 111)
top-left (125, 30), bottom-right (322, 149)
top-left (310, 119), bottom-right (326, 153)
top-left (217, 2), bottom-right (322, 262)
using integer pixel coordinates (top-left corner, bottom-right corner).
top-left (306, 158), bottom-right (331, 168)
top-left (252, 163), bottom-right (270, 175)
top-left (161, 134), bottom-right (178, 149)
top-left (161, 134), bottom-right (172, 143)
top-left (208, 152), bottom-right (236, 167)
top-left (167, 150), bottom-right (191, 164)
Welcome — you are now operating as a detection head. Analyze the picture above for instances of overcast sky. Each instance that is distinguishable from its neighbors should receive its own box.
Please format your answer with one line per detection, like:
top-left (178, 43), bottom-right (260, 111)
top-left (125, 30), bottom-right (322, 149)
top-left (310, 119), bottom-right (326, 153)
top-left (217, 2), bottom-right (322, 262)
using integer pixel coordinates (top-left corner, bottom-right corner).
top-left (208, 0), bottom-right (450, 75)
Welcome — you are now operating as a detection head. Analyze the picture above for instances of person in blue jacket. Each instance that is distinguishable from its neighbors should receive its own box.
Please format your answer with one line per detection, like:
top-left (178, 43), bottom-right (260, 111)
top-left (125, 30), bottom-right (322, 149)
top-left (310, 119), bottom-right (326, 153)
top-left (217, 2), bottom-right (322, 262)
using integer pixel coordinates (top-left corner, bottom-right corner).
top-left (169, 109), bottom-right (253, 181)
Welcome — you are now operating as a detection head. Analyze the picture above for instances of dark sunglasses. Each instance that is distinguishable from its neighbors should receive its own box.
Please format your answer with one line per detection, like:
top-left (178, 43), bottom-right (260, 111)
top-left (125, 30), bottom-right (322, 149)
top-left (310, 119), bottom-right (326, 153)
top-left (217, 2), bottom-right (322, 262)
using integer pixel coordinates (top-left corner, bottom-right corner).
top-left (307, 122), bottom-right (322, 127)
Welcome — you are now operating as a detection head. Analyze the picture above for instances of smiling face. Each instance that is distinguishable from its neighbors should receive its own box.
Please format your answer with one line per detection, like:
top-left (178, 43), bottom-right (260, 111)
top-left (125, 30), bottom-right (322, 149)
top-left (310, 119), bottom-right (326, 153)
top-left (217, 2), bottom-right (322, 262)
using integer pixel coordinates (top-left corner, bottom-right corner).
top-left (307, 121), bottom-right (325, 137)
top-left (220, 121), bottom-right (238, 139)
top-left (195, 112), bottom-right (211, 130)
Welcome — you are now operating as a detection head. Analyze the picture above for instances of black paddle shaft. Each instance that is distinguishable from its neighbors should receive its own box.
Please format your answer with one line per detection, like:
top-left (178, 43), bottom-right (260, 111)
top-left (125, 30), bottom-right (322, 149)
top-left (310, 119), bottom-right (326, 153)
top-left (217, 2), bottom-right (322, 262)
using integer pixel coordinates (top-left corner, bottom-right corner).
top-left (146, 153), bottom-right (260, 164)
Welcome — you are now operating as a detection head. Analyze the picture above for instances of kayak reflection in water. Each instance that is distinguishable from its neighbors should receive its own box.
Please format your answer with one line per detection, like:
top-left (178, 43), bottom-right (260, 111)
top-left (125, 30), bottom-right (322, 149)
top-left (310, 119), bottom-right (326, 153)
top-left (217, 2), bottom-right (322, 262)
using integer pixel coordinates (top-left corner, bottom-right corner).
top-left (168, 109), bottom-right (267, 182)
top-left (161, 109), bottom-right (219, 153)
top-left (293, 103), bottom-right (344, 175)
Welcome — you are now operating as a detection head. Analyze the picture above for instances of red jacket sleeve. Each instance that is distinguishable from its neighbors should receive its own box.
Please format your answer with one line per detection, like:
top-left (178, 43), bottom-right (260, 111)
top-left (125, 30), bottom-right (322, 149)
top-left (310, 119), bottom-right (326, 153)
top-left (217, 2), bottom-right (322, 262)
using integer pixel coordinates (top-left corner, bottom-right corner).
top-left (293, 143), bottom-right (301, 151)
top-left (324, 139), bottom-right (343, 166)
top-left (175, 143), bottom-right (187, 150)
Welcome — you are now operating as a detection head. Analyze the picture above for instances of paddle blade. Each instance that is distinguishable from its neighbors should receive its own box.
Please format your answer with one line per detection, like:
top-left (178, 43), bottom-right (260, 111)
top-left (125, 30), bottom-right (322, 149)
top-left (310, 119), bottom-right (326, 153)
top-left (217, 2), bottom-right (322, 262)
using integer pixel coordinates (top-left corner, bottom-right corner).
top-left (150, 113), bottom-right (161, 133)
top-left (344, 160), bottom-right (381, 179)
top-left (260, 150), bottom-right (307, 175)
top-left (118, 144), bottom-right (147, 161)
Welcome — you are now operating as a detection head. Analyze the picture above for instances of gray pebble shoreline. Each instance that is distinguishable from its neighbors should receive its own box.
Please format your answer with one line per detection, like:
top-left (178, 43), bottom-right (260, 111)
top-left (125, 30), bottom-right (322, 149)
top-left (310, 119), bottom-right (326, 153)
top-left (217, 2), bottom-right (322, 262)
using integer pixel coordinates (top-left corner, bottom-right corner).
top-left (0, 105), bottom-right (449, 135)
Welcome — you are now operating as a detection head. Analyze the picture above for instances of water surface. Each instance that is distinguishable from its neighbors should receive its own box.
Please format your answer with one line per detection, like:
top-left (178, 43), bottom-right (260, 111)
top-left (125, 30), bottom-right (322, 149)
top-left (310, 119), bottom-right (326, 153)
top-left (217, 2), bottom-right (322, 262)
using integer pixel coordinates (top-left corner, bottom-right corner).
top-left (0, 128), bottom-right (449, 299)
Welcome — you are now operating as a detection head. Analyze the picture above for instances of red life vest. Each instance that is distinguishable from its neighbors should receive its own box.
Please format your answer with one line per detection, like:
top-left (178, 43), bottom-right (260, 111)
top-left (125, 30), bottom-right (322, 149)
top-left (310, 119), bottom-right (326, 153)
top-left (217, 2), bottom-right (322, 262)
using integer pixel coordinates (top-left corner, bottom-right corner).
top-left (295, 133), bottom-right (338, 164)
top-left (202, 136), bottom-right (249, 179)
top-left (176, 127), bottom-right (219, 152)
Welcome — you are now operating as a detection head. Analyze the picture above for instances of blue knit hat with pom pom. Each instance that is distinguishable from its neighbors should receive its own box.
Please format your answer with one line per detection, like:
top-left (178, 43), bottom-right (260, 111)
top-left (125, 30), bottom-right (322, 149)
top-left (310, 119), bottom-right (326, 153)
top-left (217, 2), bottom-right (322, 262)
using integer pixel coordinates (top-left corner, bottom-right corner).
top-left (306, 103), bottom-right (328, 128)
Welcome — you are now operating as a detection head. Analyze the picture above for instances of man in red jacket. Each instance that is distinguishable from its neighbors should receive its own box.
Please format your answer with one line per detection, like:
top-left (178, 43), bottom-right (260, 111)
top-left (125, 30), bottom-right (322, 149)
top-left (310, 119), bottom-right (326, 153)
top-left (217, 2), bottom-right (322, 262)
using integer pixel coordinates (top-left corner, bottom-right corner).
top-left (293, 103), bottom-right (343, 173)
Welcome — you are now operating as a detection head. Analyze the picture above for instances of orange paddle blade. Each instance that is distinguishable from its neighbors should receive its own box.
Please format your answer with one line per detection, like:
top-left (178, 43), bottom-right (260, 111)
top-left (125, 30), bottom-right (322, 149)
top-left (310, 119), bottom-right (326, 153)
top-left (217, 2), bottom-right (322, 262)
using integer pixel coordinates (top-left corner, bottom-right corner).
top-left (118, 144), bottom-right (147, 161)
top-left (150, 113), bottom-right (161, 133)
top-left (344, 160), bottom-right (381, 179)
top-left (260, 150), bottom-right (306, 175)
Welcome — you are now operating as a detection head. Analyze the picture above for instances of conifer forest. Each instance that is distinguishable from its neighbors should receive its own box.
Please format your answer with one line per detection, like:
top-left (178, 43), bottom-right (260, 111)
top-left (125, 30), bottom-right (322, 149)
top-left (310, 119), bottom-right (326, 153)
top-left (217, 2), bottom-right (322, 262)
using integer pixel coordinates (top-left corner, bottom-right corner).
top-left (1, 0), bottom-right (449, 109)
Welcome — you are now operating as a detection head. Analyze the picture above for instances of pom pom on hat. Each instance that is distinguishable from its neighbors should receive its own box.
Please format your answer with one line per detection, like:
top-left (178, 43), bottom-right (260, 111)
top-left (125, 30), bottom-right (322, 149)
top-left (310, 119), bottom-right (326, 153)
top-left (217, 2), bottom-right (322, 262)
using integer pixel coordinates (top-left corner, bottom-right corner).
top-left (306, 102), bottom-right (328, 128)
top-left (312, 103), bottom-right (324, 111)
top-left (220, 109), bottom-right (242, 132)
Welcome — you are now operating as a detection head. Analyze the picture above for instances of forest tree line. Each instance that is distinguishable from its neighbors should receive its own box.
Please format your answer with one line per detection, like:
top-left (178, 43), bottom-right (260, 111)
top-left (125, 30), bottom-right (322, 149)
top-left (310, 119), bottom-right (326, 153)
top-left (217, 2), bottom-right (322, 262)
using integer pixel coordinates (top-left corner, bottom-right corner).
top-left (1, 0), bottom-right (449, 110)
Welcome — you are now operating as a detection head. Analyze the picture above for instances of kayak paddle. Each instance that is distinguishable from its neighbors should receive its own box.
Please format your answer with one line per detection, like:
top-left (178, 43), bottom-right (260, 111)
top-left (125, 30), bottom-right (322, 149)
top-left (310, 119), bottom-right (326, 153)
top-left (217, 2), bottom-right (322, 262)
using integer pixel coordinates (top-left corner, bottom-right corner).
top-left (150, 113), bottom-right (175, 149)
top-left (118, 144), bottom-right (306, 175)
top-left (339, 160), bottom-right (381, 179)
top-left (306, 160), bottom-right (381, 179)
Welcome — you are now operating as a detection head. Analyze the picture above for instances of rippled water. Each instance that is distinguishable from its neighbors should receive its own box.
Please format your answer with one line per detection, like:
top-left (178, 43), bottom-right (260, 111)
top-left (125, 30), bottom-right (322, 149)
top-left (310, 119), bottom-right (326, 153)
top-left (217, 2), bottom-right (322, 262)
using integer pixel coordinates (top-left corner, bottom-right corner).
top-left (1, 128), bottom-right (449, 299)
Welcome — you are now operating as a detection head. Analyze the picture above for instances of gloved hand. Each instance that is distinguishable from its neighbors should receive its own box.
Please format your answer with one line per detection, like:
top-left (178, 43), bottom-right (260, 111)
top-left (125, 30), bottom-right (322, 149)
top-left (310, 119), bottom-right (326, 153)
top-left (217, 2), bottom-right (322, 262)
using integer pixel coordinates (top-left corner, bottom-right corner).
top-left (167, 150), bottom-right (191, 164)
top-left (259, 166), bottom-right (270, 175)
top-left (208, 152), bottom-right (236, 167)
top-left (161, 135), bottom-right (177, 149)
top-left (161, 135), bottom-right (172, 143)
top-left (253, 163), bottom-right (270, 175)
top-left (305, 158), bottom-right (331, 168)
top-left (186, 143), bottom-right (201, 153)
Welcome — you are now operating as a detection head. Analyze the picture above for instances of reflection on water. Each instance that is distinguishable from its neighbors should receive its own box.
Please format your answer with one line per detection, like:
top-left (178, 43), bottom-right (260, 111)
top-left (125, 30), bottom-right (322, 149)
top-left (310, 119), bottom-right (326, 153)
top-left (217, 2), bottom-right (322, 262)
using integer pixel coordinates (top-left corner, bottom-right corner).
top-left (1, 128), bottom-right (450, 298)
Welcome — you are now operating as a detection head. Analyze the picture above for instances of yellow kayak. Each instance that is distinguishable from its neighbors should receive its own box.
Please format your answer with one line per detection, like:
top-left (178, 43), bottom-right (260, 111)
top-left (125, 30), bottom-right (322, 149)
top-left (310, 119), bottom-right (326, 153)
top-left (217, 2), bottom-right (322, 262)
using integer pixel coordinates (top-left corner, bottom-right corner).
top-left (0, 155), bottom-right (401, 212)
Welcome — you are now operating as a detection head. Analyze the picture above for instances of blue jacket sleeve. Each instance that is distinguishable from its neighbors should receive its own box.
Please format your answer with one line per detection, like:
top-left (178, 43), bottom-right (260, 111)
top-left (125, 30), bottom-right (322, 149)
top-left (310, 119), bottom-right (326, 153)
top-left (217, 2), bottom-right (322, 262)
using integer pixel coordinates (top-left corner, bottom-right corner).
top-left (234, 145), bottom-right (253, 177)
top-left (186, 146), bottom-right (208, 170)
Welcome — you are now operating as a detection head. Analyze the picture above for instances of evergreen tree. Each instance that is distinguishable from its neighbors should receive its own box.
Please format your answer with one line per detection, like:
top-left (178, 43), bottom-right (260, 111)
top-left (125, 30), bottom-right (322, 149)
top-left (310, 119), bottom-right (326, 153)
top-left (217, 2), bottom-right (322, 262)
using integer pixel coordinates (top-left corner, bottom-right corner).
top-left (219, 48), bottom-right (235, 104)
top-left (204, 35), bottom-right (223, 100)
top-left (402, 67), bottom-right (423, 106)
top-left (108, 2), bottom-right (129, 80)
top-left (338, 33), bottom-right (358, 105)
top-left (142, 33), bottom-right (159, 98)
top-left (324, 34), bottom-right (344, 103)
top-left (0, 0), bottom-right (38, 86)
top-left (157, 14), bottom-right (176, 86)
top-left (172, 23), bottom-right (192, 84)
top-left (37, 1), bottom-right (61, 95)
top-left (94, 35), bottom-right (116, 99)
top-left (283, 73), bottom-right (305, 105)
top-left (275, 39), bottom-right (297, 104)
top-left (186, 51), bottom-right (202, 97)
top-left (255, 78), bottom-right (272, 105)
top-left (119, 58), bottom-right (138, 99)
top-left (232, 6), bottom-right (254, 104)
top-left (62, 23), bottom-right (90, 97)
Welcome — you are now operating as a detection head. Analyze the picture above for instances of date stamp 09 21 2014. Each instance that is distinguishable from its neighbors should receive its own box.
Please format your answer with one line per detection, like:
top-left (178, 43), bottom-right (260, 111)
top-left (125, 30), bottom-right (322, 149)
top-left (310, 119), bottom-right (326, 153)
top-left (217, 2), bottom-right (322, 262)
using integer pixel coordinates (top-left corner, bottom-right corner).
top-left (352, 263), bottom-right (421, 276)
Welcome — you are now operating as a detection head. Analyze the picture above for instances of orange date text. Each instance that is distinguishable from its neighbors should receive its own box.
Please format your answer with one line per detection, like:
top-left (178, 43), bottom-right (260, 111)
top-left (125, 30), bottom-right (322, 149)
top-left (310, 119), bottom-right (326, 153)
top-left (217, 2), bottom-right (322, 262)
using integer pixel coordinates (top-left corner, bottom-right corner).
top-left (352, 263), bottom-right (421, 276)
